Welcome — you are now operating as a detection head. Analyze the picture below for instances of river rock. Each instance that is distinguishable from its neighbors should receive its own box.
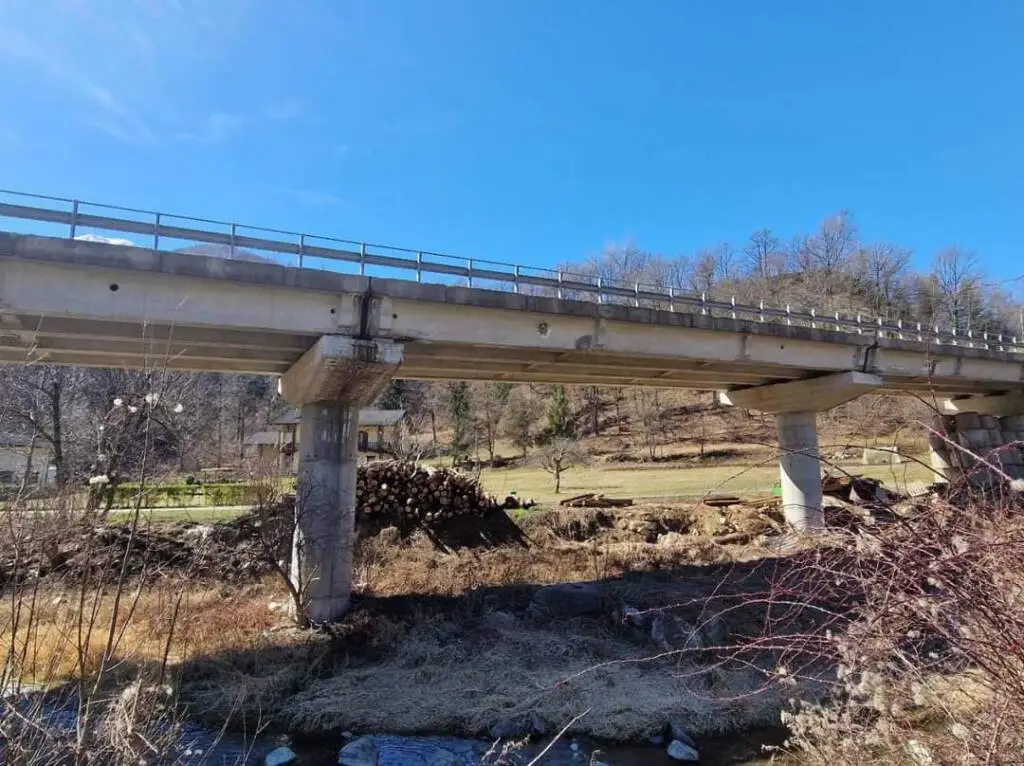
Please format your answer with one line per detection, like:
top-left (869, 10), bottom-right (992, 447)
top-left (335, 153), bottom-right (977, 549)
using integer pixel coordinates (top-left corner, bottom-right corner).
top-left (668, 720), bottom-right (697, 748)
top-left (667, 739), bottom-right (700, 761)
top-left (650, 613), bottom-right (703, 652)
top-left (531, 582), bottom-right (603, 617)
top-left (339, 735), bottom-right (379, 766)
top-left (265, 746), bottom-right (298, 766)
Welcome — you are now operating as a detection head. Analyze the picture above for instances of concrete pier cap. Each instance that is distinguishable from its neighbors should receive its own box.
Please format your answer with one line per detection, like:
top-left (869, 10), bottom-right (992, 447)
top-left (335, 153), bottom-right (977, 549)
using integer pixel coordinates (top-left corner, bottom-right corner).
top-left (280, 335), bottom-right (403, 624)
top-left (940, 392), bottom-right (1024, 418)
top-left (279, 335), bottom-right (404, 407)
top-left (718, 371), bottom-right (883, 532)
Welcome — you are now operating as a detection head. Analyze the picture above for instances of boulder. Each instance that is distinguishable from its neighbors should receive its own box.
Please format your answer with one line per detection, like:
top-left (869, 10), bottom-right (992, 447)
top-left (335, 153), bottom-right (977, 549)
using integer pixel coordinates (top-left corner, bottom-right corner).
top-left (339, 735), bottom-right (379, 766)
top-left (668, 720), bottom-right (698, 748)
top-left (531, 582), bottom-right (603, 617)
top-left (265, 746), bottom-right (297, 766)
top-left (651, 613), bottom-right (703, 652)
top-left (667, 739), bottom-right (700, 761)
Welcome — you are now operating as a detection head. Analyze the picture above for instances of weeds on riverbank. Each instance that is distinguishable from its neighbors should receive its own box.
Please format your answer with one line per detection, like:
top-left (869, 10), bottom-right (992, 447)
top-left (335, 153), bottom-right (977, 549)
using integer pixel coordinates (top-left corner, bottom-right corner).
top-left (776, 479), bottom-right (1024, 763)
top-left (0, 371), bottom-right (247, 765)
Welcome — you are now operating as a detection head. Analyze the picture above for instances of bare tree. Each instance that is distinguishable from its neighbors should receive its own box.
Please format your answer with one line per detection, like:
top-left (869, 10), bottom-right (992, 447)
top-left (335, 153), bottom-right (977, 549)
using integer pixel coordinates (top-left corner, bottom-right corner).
top-left (0, 365), bottom-right (84, 485)
top-left (475, 382), bottom-right (512, 462)
top-left (743, 228), bottom-right (783, 288)
top-left (853, 242), bottom-right (911, 316)
top-left (501, 389), bottom-right (540, 458)
top-left (537, 437), bottom-right (588, 493)
top-left (930, 245), bottom-right (982, 332)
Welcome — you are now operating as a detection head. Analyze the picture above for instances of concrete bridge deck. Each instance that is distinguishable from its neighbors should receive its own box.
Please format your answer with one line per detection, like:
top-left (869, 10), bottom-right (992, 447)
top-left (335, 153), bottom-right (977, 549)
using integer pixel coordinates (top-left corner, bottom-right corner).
top-left (1, 231), bottom-right (1022, 397)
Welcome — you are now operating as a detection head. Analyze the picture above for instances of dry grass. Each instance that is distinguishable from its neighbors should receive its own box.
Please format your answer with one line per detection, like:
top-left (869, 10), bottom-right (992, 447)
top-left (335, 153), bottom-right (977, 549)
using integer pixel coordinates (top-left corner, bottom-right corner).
top-left (1, 580), bottom-right (278, 684)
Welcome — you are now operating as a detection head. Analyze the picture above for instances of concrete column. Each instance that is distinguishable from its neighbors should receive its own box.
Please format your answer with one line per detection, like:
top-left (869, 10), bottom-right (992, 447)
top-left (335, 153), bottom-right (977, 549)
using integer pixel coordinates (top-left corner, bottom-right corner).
top-left (291, 403), bottom-right (361, 623)
top-left (281, 335), bottom-right (403, 623)
top-left (719, 372), bottom-right (883, 533)
top-left (777, 410), bottom-right (824, 531)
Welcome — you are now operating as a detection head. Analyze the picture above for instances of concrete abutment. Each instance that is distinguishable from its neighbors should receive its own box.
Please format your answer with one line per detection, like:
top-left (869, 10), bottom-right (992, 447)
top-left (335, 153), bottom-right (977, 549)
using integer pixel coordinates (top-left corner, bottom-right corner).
top-left (281, 336), bottom-right (403, 623)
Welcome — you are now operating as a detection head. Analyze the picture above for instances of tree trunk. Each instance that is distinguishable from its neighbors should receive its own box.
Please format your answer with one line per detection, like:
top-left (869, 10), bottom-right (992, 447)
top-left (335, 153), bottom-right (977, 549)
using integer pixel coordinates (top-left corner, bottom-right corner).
top-left (49, 380), bottom-right (65, 485)
top-left (19, 432), bottom-right (37, 495)
top-left (554, 462), bottom-right (562, 494)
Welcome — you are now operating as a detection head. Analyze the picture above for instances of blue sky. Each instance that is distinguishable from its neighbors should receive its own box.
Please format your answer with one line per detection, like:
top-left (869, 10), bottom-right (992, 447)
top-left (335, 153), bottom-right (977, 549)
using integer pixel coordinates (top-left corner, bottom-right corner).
top-left (0, 1), bottom-right (1022, 284)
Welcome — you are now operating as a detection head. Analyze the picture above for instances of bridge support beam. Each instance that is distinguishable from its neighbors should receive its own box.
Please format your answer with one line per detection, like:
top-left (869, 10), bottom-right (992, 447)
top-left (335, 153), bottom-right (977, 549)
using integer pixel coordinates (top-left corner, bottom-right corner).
top-left (719, 372), bottom-right (883, 531)
top-left (280, 336), bottom-right (403, 624)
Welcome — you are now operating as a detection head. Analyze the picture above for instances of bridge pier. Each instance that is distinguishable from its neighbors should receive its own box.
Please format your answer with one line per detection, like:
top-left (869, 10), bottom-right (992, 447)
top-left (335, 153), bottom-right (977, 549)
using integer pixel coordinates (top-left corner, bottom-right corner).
top-left (719, 371), bottom-right (883, 531)
top-left (279, 335), bottom-right (403, 623)
top-left (937, 394), bottom-right (1024, 483)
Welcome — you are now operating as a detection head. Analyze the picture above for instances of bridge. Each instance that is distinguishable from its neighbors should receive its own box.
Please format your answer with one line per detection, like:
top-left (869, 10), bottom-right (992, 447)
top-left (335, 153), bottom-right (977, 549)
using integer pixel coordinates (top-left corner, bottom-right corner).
top-left (2, 191), bottom-right (1023, 621)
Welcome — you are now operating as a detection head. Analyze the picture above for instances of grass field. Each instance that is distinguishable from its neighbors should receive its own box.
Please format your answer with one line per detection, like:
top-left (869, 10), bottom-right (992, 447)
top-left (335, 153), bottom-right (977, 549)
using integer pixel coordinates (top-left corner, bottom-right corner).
top-left (477, 456), bottom-right (936, 503)
top-left (96, 454), bottom-right (936, 521)
top-left (106, 505), bottom-right (251, 524)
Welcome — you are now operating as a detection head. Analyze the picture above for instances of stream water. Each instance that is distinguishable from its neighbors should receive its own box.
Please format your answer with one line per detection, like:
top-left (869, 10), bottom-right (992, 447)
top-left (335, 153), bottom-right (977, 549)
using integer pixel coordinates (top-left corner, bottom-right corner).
top-left (180, 726), bottom-right (784, 765)
top-left (6, 692), bottom-right (781, 765)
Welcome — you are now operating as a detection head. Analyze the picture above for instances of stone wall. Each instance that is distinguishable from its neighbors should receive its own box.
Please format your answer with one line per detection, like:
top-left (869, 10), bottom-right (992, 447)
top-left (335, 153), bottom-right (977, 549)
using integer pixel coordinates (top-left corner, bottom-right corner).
top-left (929, 413), bottom-right (1024, 482)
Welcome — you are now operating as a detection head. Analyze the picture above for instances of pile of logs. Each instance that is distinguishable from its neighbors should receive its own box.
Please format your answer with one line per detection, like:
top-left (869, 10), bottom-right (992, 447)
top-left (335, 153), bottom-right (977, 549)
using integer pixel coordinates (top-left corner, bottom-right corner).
top-left (356, 461), bottom-right (500, 527)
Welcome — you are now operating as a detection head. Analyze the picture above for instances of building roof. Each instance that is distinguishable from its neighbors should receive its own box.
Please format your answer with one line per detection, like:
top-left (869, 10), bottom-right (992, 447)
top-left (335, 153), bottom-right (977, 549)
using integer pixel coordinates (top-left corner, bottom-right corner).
top-left (270, 408), bottom-right (405, 428)
top-left (244, 430), bottom-right (279, 446)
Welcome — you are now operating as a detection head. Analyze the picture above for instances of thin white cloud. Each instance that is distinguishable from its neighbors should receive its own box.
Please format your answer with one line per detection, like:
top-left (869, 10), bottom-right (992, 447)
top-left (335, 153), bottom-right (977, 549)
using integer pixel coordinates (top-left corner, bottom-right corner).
top-left (0, 24), bottom-right (154, 143)
top-left (176, 113), bottom-right (244, 143)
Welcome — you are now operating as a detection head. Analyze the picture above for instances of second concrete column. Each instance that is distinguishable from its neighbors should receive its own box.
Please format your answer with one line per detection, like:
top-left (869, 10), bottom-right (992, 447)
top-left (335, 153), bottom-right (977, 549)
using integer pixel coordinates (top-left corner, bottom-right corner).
top-left (777, 410), bottom-right (824, 531)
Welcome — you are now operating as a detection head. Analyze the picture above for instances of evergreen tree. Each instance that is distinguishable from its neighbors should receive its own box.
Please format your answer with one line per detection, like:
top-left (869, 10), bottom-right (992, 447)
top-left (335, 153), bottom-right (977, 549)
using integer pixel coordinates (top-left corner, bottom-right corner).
top-left (444, 381), bottom-right (472, 464)
top-left (376, 379), bottom-right (407, 410)
top-left (546, 384), bottom-right (575, 438)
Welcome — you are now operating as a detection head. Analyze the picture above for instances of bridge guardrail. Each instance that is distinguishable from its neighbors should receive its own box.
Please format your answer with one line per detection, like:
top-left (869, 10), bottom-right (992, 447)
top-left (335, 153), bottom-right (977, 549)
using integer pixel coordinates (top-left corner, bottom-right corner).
top-left (1, 189), bottom-right (1021, 355)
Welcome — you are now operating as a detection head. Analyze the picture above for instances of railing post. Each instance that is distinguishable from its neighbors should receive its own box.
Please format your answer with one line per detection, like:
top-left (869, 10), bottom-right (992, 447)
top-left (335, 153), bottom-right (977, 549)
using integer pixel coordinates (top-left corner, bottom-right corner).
top-left (514, 265), bottom-right (520, 294)
top-left (153, 213), bottom-right (161, 251)
top-left (70, 199), bottom-right (79, 239)
top-left (230, 223), bottom-right (237, 258)
top-left (730, 296), bottom-right (736, 320)
top-left (810, 308), bottom-right (816, 329)
top-left (634, 281), bottom-right (640, 308)
top-left (467, 258), bottom-right (473, 288)
top-left (668, 286), bottom-right (675, 312)
top-left (916, 322), bottom-right (923, 342)
top-left (557, 271), bottom-right (563, 300)
top-left (834, 311), bottom-right (841, 332)
top-left (597, 276), bottom-right (604, 304)
top-left (701, 292), bottom-right (708, 316)
top-left (759, 299), bottom-right (765, 323)
top-left (416, 251), bottom-right (423, 282)
top-left (896, 318), bottom-right (903, 340)
top-left (786, 304), bottom-right (792, 326)
top-left (298, 233), bottom-right (305, 268)
top-left (855, 314), bottom-right (862, 334)
top-left (359, 243), bottom-right (366, 276)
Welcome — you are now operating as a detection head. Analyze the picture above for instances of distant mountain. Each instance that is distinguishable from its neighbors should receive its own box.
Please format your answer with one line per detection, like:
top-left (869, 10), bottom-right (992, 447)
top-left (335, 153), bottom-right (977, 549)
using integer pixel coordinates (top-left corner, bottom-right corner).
top-left (174, 243), bottom-right (277, 265)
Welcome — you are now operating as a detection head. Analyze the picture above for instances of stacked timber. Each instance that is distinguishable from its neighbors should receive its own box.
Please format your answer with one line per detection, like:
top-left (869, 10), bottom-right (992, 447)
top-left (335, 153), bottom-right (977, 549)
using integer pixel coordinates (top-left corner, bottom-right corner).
top-left (356, 461), bottom-right (501, 528)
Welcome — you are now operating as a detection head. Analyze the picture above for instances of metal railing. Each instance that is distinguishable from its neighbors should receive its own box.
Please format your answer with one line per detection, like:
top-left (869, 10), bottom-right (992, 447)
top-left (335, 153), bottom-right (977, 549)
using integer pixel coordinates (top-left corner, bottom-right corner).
top-left (1, 189), bottom-right (1021, 355)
